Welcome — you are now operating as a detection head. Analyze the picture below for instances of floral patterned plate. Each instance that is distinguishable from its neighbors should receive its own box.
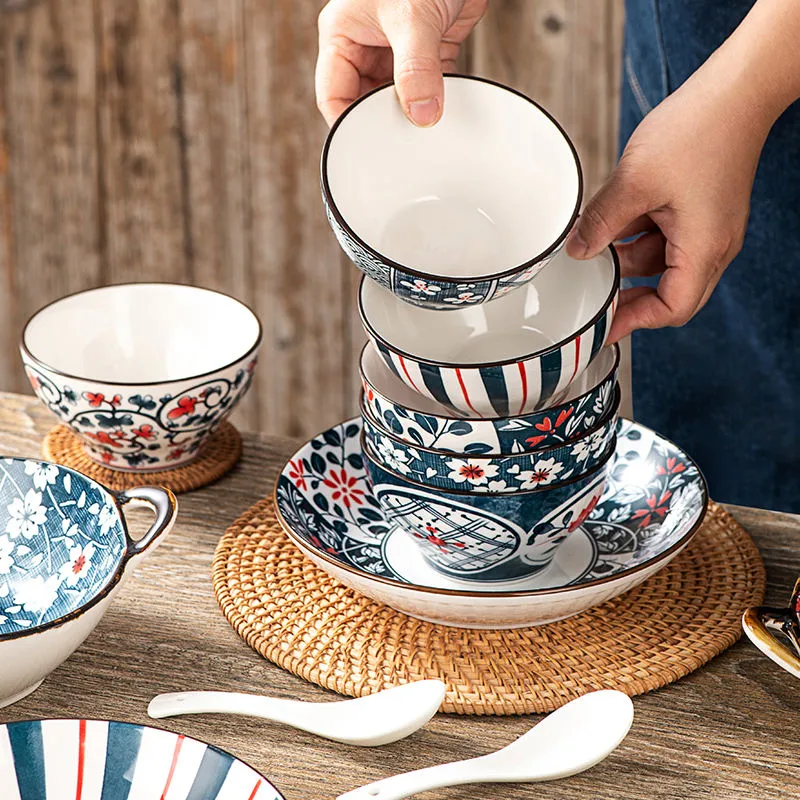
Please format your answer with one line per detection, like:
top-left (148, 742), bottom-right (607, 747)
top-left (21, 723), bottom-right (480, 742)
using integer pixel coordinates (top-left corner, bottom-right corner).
top-left (275, 418), bottom-right (708, 629)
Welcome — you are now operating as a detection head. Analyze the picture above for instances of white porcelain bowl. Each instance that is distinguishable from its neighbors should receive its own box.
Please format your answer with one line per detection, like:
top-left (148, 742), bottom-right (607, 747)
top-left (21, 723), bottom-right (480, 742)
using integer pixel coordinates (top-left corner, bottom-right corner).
top-left (21, 283), bottom-right (261, 471)
top-left (322, 75), bottom-right (582, 309)
top-left (360, 246), bottom-right (619, 417)
top-left (0, 457), bottom-right (176, 707)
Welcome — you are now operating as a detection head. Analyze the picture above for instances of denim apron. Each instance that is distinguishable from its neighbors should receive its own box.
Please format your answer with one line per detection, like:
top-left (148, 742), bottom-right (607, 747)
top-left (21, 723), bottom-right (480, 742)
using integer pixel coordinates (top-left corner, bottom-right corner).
top-left (622, 0), bottom-right (800, 511)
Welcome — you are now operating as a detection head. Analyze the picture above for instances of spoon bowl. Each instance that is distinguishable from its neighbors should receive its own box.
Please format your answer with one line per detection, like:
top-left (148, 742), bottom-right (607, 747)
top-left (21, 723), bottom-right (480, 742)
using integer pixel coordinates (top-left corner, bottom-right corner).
top-left (148, 679), bottom-right (447, 747)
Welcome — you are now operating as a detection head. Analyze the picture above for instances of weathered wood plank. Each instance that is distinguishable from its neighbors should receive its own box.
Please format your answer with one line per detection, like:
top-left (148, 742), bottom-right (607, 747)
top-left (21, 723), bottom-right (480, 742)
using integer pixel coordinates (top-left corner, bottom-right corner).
top-left (0, 0), bottom-right (103, 393)
top-left (242, 0), bottom-right (350, 437)
top-left (0, 391), bottom-right (797, 800)
top-left (94, 0), bottom-right (185, 283)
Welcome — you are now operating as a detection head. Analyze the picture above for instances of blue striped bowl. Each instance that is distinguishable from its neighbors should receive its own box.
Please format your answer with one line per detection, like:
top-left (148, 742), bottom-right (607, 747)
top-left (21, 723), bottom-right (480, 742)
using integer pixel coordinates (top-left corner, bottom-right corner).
top-left (359, 246), bottom-right (619, 418)
top-left (0, 719), bottom-right (284, 800)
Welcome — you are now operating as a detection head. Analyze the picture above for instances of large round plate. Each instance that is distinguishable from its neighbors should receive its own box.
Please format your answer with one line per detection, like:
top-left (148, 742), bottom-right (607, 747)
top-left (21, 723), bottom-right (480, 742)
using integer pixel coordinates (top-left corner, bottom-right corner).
top-left (0, 719), bottom-right (285, 799)
top-left (275, 418), bottom-right (708, 628)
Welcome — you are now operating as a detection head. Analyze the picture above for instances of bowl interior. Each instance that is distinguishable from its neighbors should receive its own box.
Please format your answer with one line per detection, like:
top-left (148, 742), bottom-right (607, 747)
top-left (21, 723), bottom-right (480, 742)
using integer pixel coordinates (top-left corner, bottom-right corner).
top-left (23, 284), bottom-right (261, 383)
top-left (0, 459), bottom-right (125, 637)
top-left (324, 76), bottom-right (581, 278)
top-left (360, 247), bottom-right (616, 364)
top-left (362, 340), bottom-right (618, 420)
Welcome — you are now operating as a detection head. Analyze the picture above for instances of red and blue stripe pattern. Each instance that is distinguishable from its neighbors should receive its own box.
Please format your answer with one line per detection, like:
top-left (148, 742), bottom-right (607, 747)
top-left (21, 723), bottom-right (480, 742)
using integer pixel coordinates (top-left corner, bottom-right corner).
top-left (0, 720), bottom-right (283, 800)
top-left (375, 292), bottom-right (618, 418)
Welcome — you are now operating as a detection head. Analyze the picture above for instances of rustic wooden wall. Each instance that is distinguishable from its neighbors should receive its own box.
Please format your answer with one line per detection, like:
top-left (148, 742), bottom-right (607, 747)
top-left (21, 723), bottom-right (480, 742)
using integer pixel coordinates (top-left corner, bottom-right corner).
top-left (0, 0), bottom-right (625, 439)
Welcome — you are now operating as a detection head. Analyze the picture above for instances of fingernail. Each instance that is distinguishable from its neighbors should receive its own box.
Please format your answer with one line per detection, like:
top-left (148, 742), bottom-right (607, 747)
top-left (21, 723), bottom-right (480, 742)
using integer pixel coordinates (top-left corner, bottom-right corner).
top-left (566, 227), bottom-right (589, 259)
top-left (408, 98), bottom-right (439, 127)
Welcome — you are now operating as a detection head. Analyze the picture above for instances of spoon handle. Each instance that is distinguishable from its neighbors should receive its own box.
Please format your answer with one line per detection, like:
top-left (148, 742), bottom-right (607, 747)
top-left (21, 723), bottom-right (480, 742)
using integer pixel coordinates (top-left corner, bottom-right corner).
top-left (336, 758), bottom-right (491, 800)
top-left (148, 691), bottom-right (300, 725)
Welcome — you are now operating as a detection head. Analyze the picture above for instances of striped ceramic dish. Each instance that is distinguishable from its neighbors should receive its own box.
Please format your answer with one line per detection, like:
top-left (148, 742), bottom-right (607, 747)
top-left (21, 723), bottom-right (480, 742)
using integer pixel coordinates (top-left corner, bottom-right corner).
top-left (360, 339), bottom-right (620, 454)
top-left (359, 246), bottom-right (620, 418)
top-left (0, 719), bottom-right (284, 800)
top-left (361, 387), bottom-right (619, 494)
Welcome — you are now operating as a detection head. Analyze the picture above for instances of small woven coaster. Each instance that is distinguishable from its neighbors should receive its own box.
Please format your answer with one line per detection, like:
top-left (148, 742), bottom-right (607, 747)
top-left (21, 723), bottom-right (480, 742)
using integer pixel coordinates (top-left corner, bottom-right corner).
top-left (213, 497), bottom-right (765, 715)
top-left (42, 422), bottom-right (242, 493)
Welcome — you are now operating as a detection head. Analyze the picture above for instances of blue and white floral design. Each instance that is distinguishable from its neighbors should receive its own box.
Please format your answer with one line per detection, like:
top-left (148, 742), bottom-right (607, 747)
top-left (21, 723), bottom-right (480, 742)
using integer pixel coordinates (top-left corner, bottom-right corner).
top-left (0, 459), bottom-right (125, 635)
top-left (275, 418), bottom-right (708, 588)
top-left (361, 411), bottom-right (614, 493)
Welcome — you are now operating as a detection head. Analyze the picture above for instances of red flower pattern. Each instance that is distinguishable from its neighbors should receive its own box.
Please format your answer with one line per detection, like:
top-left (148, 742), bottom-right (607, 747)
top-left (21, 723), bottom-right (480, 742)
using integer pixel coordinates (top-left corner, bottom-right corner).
top-left (568, 493), bottom-right (601, 532)
top-left (132, 425), bottom-right (154, 439)
top-left (457, 463), bottom-right (485, 480)
top-left (287, 459), bottom-right (307, 491)
top-left (86, 431), bottom-right (125, 448)
top-left (168, 396), bottom-right (198, 419)
top-left (414, 524), bottom-right (465, 552)
top-left (632, 490), bottom-right (673, 528)
top-left (656, 457), bottom-right (687, 476)
top-left (86, 392), bottom-right (105, 407)
top-left (323, 469), bottom-right (364, 508)
top-left (72, 555), bottom-right (87, 574)
top-left (526, 407), bottom-right (574, 447)
top-left (101, 451), bottom-right (115, 464)
top-left (166, 448), bottom-right (185, 461)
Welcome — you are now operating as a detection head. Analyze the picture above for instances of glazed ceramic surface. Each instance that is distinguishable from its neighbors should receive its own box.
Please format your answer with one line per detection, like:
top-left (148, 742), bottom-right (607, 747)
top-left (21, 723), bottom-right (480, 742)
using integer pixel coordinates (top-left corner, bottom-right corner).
top-left (0, 458), bottom-right (176, 706)
top-left (359, 247), bottom-right (619, 417)
top-left (361, 340), bottom-right (620, 453)
top-left (322, 76), bottom-right (582, 309)
top-left (0, 719), bottom-right (284, 799)
top-left (363, 437), bottom-right (612, 580)
top-left (21, 284), bottom-right (261, 471)
top-left (361, 387), bottom-right (618, 494)
top-left (275, 418), bottom-right (708, 628)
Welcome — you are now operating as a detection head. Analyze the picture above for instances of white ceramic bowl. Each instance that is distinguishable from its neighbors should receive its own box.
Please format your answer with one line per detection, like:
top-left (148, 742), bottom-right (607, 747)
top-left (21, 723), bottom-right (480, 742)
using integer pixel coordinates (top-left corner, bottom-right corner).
top-left (322, 75), bottom-right (582, 309)
top-left (0, 457), bottom-right (176, 707)
top-left (21, 283), bottom-right (261, 471)
top-left (360, 246), bottom-right (619, 417)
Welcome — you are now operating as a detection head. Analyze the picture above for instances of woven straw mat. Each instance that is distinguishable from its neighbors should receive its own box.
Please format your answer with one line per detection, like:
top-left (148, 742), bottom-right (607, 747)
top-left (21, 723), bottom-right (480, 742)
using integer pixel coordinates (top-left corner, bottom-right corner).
top-left (43, 422), bottom-right (241, 494)
top-left (213, 496), bottom-right (765, 715)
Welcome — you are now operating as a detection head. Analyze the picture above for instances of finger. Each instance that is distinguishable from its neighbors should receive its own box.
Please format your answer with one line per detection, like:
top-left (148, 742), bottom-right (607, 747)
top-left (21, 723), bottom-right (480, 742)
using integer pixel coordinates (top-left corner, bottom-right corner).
top-left (315, 42), bottom-right (364, 125)
top-left (381, 4), bottom-right (445, 126)
top-left (614, 231), bottom-right (667, 278)
top-left (566, 167), bottom-right (651, 260)
top-left (615, 214), bottom-right (658, 241)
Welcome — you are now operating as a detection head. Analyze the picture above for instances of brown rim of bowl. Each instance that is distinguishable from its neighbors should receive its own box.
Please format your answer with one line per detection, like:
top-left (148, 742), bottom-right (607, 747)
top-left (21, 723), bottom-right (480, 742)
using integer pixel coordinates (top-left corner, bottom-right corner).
top-left (20, 282), bottom-right (263, 386)
top-left (321, 74), bottom-right (584, 285)
top-left (273, 417), bottom-right (709, 599)
top-left (360, 341), bottom-right (621, 423)
top-left (360, 383), bottom-right (621, 460)
top-left (0, 458), bottom-right (146, 643)
top-left (357, 245), bottom-right (620, 369)
top-left (0, 719), bottom-right (290, 800)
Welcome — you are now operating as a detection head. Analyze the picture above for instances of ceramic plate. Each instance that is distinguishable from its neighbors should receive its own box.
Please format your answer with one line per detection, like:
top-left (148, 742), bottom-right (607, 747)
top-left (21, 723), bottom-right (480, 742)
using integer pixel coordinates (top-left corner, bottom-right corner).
top-left (0, 719), bottom-right (285, 799)
top-left (275, 418), bottom-right (708, 629)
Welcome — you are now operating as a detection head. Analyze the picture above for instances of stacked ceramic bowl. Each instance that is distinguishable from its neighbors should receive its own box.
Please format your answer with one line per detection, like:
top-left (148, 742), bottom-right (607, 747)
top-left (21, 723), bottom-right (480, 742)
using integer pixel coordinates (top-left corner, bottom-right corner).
top-left (322, 75), bottom-right (621, 585)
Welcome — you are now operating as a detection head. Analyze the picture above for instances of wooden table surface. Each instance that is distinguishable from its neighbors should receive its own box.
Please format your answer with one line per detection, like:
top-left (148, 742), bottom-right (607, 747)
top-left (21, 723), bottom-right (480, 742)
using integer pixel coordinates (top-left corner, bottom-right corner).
top-left (0, 391), bottom-right (798, 799)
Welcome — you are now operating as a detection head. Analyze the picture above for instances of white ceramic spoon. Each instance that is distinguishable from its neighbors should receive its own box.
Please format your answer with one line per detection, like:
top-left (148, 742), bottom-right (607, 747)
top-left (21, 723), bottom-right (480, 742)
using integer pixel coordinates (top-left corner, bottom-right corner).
top-left (147, 680), bottom-right (447, 747)
top-left (337, 689), bottom-right (634, 799)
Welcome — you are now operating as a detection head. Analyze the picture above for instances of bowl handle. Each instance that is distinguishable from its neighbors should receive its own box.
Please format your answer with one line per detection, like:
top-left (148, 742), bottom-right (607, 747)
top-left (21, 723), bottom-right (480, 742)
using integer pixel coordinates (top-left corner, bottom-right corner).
top-left (115, 486), bottom-right (178, 564)
top-left (742, 606), bottom-right (800, 680)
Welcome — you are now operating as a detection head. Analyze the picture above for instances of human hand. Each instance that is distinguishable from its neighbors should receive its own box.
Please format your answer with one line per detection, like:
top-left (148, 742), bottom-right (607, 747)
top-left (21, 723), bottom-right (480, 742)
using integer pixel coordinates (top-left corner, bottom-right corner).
top-left (565, 56), bottom-right (774, 344)
top-left (316, 0), bottom-right (487, 127)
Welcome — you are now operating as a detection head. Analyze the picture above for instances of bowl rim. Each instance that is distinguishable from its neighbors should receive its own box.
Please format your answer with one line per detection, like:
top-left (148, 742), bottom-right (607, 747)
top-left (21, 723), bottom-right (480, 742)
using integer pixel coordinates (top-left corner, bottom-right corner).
top-left (0, 458), bottom-right (132, 643)
top-left (321, 73), bottom-right (584, 284)
top-left (360, 383), bottom-right (621, 461)
top-left (358, 245), bottom-right (620, 368)
top-left (20, 282), bottom-right (263, 387)
top-left (361, 340), bottom-right (621, 423)
top-left (273, 417), bottom-right (710, 600)
top-left (0, 718), bottom-right (288, 800)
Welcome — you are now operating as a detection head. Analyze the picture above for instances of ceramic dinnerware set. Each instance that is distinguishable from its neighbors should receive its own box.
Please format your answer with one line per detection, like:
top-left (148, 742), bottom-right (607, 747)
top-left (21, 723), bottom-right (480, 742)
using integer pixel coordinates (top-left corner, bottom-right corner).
top-left (273, 75), bottom-right (709, 629)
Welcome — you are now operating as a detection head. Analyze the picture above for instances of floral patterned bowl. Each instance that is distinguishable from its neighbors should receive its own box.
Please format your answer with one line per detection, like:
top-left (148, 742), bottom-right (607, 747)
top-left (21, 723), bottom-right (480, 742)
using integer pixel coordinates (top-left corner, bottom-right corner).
top-left (359, 247), bottom-right (619, 417)
top-left (0, 457), bottom-right (176, 707)
top-left (360, 340), bottom-right (620, 454)
top-left (21, 283), bottom-right (261, 471)
top-left (363, 435), bottom-right (613, 582)
top-left (362, 385), bottom-right (619, 495)
top-left (322, 75), bottom-right (582, 310)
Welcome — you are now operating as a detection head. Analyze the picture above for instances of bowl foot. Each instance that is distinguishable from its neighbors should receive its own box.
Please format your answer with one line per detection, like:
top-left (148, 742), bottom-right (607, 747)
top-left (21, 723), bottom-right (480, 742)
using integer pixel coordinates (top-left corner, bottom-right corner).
top-left (0, 680), bottom-right (44, 709)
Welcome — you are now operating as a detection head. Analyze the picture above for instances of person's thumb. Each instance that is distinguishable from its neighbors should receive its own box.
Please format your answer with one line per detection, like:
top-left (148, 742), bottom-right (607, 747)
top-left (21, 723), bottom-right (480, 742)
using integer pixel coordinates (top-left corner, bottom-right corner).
top-left (566, 168), bottom-right (649, 260)
top-left (381, 5), bottom-right (445, 126)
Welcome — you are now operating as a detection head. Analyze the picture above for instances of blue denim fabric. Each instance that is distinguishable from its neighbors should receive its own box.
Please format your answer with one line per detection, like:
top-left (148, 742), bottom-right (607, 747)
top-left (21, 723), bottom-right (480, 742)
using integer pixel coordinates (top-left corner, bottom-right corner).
top-left (621, 0), bottom-right (800, 511)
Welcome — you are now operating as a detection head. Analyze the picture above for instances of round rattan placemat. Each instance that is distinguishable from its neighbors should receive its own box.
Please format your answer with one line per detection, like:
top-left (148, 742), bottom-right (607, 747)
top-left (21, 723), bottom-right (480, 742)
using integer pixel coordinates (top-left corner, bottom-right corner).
top-left (42, 422), bottom-right (242, 493)
top-left (213, 497), bottom-right (765, 714)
